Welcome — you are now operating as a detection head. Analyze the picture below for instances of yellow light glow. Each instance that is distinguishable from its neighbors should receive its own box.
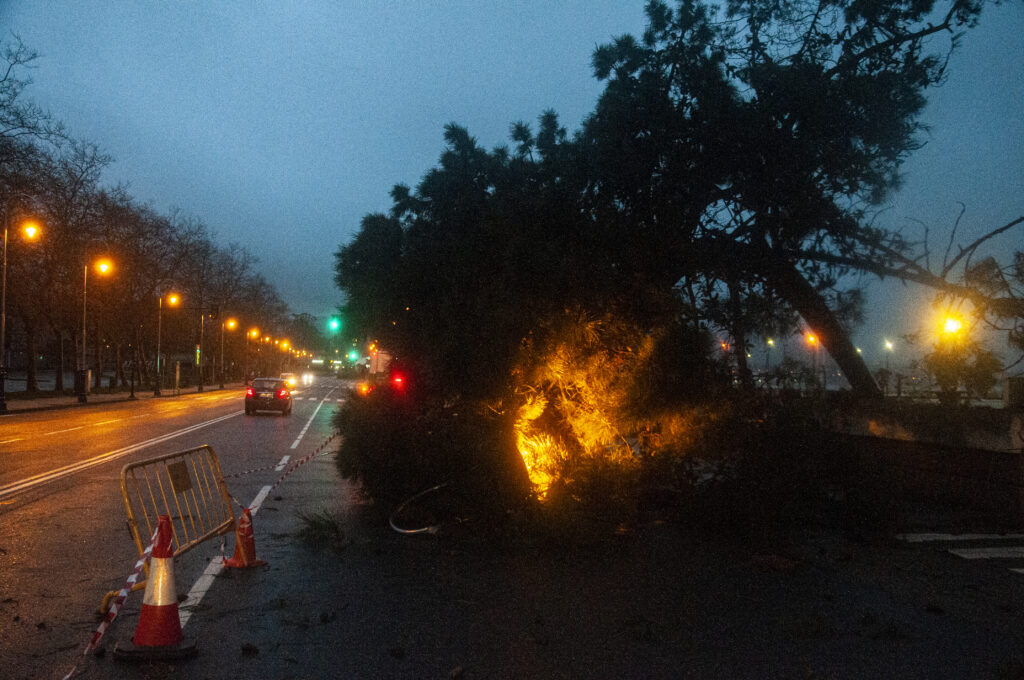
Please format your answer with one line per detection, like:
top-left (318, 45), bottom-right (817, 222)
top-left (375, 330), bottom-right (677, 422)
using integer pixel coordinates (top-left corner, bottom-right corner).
top-left (167, 293), bottom-right (180, 306)
top-left (806, 333), bottom-right (817, 345)
top-left (249, 327), bottom-right (259, 338)
top-left (95, 258), bottom-right (113, 275)
top-left (21, 219), bottom-right (41, 240)
top-left (942, 316), bottom-right (963, 334)
top-left (226, 318), bottom-right (237, 330)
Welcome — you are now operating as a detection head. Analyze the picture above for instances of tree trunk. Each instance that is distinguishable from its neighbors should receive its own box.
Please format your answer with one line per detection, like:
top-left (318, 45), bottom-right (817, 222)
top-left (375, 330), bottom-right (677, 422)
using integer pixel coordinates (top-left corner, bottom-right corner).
top-left (55, 331), bottom-right (65, 392)
top-left (766, 258), bottom-right (881, 398)
top-left (726, 279), bottom-right (754, 389)
top-left (25, 318), bottom-right (38, 393)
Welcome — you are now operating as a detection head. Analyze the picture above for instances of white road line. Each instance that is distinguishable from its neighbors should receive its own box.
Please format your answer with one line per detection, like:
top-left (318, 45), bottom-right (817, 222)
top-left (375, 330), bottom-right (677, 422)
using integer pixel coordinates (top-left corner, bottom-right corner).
top-left (290, 400), bottom-right (325, 449)
top-left (93, 419), bottom-right (122, 426)
top-left (178, 556), bottom-right (223, 628)
top-left (896, 533), bottom-right (1024, 543)
top-left (181, 392), bottom-right (340, 627)
top-left (0, 411), bottom-right (242, 501)
top-left (43, 426), bottom-right (83, 436)
top-left (948, 547), bottom-right (1024, 560)
top-left (250, 485), bottom-right (273, 515)
top-left (181, 483), bottom-right (273, 629)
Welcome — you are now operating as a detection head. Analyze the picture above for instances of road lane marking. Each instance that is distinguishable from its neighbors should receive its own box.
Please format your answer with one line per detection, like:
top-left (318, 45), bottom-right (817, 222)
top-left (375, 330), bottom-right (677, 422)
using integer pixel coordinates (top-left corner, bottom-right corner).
top-left (290, 400), bottom-right (325, 449)
top-left (0, 411), bottom-right (242, 501)
top-left (896, 533), bottom-right (1024, 542)
top-left (275, 455), bottom-right (290, 471)
top-left (1, 438), bottom-right (23, 444)
top-left (179, 556), bottom-right (224, 628)
top-left (43, 426), bottom-right (84, 436)
top-left (181, 483), bottom-right (273, 630)
top-left (94, 419), bottom-right (122, 426)
top-left (948, 547), bottom-right (1024, 560)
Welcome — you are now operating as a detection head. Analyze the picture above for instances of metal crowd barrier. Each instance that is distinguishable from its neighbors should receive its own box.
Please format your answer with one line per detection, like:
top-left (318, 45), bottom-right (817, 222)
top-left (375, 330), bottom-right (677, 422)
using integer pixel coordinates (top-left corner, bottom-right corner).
top-left (99, 445), bottom-right (236, 613)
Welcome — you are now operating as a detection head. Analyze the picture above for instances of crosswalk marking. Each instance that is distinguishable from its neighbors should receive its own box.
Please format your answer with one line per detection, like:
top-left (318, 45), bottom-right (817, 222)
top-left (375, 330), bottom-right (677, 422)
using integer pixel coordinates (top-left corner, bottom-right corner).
top-left (897, 533), bottom-right (1024, 575)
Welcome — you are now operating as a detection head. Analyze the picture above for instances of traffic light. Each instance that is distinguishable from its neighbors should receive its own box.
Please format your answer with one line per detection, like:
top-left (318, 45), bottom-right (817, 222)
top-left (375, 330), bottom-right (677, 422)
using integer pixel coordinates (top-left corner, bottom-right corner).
top-left (327, 317), bottom-right (341, 333)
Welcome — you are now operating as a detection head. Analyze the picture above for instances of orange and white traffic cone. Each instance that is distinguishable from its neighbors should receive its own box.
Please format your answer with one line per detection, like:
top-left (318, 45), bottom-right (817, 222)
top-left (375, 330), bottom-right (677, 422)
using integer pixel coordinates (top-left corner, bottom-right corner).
top-left (114, 515), bottom-right (196, 660)
top-left (223, 508), bottom-right (267, 568)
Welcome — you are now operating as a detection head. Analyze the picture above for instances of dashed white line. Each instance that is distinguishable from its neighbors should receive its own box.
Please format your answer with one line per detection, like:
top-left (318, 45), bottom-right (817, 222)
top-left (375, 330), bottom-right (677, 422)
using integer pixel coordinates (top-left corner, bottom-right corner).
top-left (43, 426), bottom-right (83, 436)
top-left (94, 419), bottom-right (122, 426)
top-left (275, 455), bottom-right (290, 471)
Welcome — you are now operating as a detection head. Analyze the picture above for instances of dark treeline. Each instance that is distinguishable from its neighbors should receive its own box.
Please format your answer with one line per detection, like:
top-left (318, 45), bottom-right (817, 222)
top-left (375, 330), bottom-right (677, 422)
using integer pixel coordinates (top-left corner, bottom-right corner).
top-left (1, 37), bottom-right (306, 392)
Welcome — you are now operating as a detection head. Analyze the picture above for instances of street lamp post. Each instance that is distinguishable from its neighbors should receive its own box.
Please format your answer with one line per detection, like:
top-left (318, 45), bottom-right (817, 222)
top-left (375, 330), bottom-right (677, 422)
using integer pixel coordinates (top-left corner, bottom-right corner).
top-left (154, 293), bottom-right (180, 397)
top-left (220, 317), bottom-right (237, 389)
top-left (1, 205), bottom-right (41, 414)
top-left (78, 258), bottom-right (113, 403)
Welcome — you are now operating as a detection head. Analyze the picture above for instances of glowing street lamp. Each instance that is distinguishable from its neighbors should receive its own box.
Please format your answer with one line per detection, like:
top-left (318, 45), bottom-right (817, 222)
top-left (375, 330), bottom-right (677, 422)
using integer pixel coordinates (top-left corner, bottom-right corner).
top-left (79, 258), bottom-right (114, 403)
top-left (154, 292), bottom-right (181, 396)
top-left (942, 315), bottom-right (963, 336)
top-left (219, 317), bottom-right (237, 388)
top-left (1, 215), bottom-right (42, 414)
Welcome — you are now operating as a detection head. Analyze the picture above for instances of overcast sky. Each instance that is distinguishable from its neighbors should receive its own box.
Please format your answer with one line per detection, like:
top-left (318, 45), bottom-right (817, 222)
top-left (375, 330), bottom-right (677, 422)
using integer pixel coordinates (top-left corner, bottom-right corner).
top-left (2, 1), bottom-right (1021, 368)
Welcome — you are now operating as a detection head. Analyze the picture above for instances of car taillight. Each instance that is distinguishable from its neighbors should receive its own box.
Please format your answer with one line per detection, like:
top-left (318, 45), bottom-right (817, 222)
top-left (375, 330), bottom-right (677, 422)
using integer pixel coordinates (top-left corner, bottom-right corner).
top-left (277, 388), bottom-right (288, 399)
top-left (246, 387), bottom-right (254, 397)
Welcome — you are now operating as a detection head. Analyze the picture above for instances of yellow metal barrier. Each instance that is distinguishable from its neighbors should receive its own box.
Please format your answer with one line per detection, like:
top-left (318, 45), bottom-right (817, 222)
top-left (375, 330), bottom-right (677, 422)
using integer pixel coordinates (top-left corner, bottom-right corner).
top-left (100, 445), bottom-right (237, 613)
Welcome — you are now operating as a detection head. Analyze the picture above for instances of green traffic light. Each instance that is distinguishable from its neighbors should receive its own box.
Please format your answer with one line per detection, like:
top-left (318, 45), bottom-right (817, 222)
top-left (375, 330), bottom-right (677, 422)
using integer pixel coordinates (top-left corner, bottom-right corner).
top-left (347, 350), bottom-right (358, 361)
top-left (327, 317), bottom-right (341, 332)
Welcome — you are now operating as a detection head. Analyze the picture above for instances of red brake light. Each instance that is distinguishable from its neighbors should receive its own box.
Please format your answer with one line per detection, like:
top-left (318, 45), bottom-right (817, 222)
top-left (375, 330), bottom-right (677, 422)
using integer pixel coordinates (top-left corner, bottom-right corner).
top-left (277, 388), bottom-right (288, 399)
top-left (246, 387), bottom-right (254, 397)
top-left (391, 373), bottom-right (406, 389)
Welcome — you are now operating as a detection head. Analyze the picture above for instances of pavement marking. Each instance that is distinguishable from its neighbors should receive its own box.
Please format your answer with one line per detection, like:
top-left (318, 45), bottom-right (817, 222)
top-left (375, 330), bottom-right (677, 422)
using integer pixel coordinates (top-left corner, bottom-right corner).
top-left (1, 438), bottom-right (23, 444)
top-left (0, 411), bottom-right (243, 501)
top-left (179, 556), bottom-right (224, 629)
top-left (181, 483), bottom-right (273, 631)
top-left (948, 547), bottom-right (1024, 560)
top-left (93, 419), bottom-right (122, 426)
top-left (897, 533), bottom-right (1024, 575)
top-left (275, 455), bottom-right (290, 471)
top-left (896, 533), bottom-right (1024, 542)
top-left (43, 425), bottom-right (84, 436)
top-left (290, 400), bottom-right (326, 449)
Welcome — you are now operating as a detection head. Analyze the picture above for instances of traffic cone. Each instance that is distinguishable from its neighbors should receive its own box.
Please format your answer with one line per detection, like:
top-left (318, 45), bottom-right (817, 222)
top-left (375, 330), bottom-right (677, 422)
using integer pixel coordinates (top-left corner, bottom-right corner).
top-left (223, 508), bottom-right (267, 568)
top-left (114, 515), bottom-right (196, 660)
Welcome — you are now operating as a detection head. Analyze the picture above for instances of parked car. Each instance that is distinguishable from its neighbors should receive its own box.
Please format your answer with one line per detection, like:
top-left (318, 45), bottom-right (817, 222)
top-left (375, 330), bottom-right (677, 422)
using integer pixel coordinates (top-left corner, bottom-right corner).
top-left (245, 377), bottom-right (292, 415)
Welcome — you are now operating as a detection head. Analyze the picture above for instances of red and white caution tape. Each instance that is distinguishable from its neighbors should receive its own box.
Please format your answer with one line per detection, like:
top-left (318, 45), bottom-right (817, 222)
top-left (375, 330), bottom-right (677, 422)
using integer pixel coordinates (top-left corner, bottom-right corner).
top-left (61, 524), bottom-right (160, 679)
top-left (222, 432), bottom-right (339, 510)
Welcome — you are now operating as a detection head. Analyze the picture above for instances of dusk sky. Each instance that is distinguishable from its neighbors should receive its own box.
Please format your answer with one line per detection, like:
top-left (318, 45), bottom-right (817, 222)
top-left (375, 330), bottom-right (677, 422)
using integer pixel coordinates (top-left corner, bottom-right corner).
top-left (2, 1), bottom-right (1021, 369)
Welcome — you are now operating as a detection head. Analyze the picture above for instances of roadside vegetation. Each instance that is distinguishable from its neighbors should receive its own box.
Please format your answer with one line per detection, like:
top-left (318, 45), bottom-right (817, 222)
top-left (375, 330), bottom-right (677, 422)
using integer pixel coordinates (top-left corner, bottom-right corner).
top-left (331, 0), bottom-right (1023, 542)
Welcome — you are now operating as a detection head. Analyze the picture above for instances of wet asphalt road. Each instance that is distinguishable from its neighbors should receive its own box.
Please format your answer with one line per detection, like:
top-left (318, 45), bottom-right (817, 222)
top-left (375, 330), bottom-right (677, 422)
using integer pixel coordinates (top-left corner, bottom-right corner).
top-left (0, 379), bottom-right (346, 680)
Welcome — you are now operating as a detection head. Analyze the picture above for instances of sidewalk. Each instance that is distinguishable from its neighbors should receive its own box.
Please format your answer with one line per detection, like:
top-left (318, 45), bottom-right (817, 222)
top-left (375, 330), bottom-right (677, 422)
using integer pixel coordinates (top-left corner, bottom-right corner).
top-left (1, 382), bottom-right (241, 414)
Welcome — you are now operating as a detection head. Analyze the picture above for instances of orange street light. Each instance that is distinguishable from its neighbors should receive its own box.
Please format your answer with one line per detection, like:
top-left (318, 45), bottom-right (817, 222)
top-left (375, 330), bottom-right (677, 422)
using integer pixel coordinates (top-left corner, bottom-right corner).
top-left (155, 291), bottom-right (181, 396)
top-left (942, 315), bottom-right (963, 335)
top-left (1, 215), bottom-right (44, 414)
top-left (79, 257), bottom-right (114, 403)
top-left (219, 317), bottom-right (238, 388)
